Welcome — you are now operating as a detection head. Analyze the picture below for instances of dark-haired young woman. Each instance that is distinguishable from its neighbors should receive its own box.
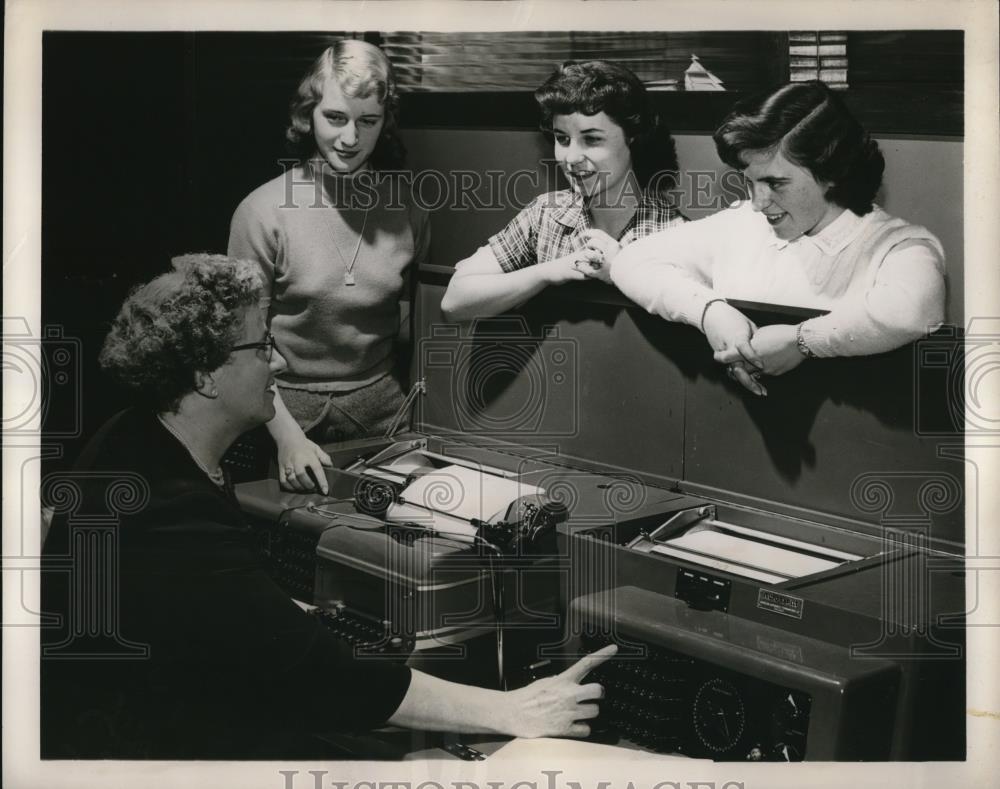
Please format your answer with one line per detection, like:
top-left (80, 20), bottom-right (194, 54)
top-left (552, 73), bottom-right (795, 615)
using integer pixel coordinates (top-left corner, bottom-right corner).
top-left (441, 60), bottom-right (685, 321)
top-left (228, 41), bottom-right (428, 491)
top-left (606, 81), bottom-right (946, 396)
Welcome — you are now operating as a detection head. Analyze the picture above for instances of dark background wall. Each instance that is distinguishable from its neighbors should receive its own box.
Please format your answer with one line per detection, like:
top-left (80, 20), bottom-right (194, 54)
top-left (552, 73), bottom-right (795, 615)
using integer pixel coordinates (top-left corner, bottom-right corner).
top-left (41, 31), bottom-right (965, 477)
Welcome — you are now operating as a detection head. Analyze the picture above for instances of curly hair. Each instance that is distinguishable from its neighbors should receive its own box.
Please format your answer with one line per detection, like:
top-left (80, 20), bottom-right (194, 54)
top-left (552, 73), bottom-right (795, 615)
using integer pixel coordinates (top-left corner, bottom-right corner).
top-left (713, 81), bottom-right (885, 215)
top-left (535, 60), bottom-right (680, 192)
top-left (99, 254), bottom-right (264, 412)
top-left (286, 40), bottom-right (406, 170)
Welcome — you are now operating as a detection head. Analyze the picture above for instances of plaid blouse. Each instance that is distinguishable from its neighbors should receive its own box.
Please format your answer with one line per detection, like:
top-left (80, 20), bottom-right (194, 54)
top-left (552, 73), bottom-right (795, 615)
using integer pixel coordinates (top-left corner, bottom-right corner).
top-left (489, 189), bottom-right (686, 273)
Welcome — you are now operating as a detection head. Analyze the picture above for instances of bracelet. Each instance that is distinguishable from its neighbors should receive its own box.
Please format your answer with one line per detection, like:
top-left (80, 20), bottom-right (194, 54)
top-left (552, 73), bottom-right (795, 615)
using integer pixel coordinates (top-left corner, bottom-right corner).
top-left (796, 322), bottom-right (816, 358)
top-left (700, 298), bottom-right (728, 334)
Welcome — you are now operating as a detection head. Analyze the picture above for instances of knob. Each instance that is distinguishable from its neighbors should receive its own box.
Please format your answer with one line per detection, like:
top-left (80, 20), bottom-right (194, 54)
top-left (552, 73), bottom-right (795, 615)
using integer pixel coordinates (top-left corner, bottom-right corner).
top-left (772, 741), bottom-right (801, 761)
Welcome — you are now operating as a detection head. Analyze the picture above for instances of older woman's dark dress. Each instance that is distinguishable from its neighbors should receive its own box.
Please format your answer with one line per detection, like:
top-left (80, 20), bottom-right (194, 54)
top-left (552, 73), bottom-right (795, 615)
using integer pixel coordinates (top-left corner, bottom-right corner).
top-left (40, 409), bottom-right (411, 759)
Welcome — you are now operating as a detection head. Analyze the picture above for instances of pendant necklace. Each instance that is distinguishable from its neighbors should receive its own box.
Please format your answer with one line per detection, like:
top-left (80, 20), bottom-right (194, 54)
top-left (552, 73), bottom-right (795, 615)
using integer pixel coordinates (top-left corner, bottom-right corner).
top-left (157, 414), bottom-right (227, 488)
top-left (330, 205), bottom-right (371, 286)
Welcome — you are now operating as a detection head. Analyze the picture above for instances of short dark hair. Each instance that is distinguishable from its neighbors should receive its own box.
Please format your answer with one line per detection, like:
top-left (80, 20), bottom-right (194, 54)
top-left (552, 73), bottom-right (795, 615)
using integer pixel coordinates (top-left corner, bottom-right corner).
top-left (535, 60), bottom-right (679, 192)
top-left (99, 254), bottom-right (264, 412)
top-left (713, 80), bottom-right (885, 215)
top-left (286, 40), bottom-right (406, 170)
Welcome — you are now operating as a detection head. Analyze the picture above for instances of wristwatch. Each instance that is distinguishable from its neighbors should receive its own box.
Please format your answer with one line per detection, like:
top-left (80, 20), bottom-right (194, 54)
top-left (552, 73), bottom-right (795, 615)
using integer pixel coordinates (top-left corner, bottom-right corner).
top-left (796, 323), bottom-right (816, 358)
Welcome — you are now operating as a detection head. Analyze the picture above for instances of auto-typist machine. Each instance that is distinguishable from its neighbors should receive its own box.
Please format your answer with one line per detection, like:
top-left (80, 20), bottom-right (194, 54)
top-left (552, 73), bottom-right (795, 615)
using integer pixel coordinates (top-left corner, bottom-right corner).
top-left (235, 284), bottom-right (966, 761)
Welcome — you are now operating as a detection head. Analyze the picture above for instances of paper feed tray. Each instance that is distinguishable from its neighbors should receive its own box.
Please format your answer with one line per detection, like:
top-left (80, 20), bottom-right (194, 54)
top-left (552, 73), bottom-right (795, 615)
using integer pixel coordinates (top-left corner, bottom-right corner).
top-left (627, 504), bottom-right (868, 585)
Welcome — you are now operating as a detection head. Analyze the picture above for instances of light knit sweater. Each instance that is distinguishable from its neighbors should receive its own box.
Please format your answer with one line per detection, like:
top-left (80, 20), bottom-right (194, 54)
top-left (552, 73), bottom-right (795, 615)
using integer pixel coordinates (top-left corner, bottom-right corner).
top-left (228, 164), bottom-right (430, 390)
top-left (609, 201), bottom-right (946, 357)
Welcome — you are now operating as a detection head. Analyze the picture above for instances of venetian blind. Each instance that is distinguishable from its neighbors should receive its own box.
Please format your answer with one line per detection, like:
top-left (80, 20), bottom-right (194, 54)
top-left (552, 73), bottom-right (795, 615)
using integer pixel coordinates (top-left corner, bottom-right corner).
top-left (788, 31), bottom-right (848, 89)
top-left (380, 31), bottom-right (787, 92)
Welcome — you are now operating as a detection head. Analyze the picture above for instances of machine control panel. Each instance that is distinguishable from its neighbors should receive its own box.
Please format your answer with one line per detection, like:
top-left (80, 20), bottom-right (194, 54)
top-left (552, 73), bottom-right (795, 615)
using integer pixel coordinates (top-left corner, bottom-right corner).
top-left (582, 632), bottom-right (812, 761)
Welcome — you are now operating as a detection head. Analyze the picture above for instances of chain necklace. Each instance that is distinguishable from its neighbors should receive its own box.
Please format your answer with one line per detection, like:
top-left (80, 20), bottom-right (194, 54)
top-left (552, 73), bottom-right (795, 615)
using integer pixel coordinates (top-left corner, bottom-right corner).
top-left (156, 414), bottom-right (227, 488)
top-left (329, 205), bottom-right (371, 286)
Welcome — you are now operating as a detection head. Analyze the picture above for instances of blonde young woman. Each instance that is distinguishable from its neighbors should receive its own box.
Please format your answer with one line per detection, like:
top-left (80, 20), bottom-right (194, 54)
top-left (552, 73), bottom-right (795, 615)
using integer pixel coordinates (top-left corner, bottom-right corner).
top-left (229, 41), bottom-right (428, 492)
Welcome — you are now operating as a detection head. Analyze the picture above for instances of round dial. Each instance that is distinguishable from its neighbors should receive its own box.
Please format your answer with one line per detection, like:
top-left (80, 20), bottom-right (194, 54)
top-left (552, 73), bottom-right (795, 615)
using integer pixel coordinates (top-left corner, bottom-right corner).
top-left (771, 691), bottom-right (808, 735)
top-left (692, 677), bottom-right (746, 753)
top-left (769, 691), bottom-right (809, 761)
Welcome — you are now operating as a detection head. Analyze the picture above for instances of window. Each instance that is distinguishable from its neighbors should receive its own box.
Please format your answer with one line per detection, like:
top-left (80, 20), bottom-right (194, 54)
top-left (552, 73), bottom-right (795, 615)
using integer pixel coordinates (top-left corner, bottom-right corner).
top-left (789, 31), bottom-right (848, 89)
top-left (380, 31), bottom-right (787, 93)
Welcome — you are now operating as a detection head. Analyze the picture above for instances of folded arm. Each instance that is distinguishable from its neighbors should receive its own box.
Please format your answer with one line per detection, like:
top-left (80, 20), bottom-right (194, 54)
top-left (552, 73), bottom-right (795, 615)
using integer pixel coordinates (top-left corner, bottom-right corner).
top-left (720, 238), bottom-right (947, 374)
top-left (800, 239), bottom-right (946, 356)
top-left (616, 217), bottom-right (947, 391)
top-left (440, 245), bottom-right (595, 322)
top-left (608, 222), bottom-right (765, 395)
top-left (608, 220), bottom-right (725, 327)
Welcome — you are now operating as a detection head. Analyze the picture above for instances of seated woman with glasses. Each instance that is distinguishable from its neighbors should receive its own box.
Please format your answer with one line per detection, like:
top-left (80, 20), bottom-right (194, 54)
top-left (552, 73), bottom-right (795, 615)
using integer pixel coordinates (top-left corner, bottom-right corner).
top-left (40, 254), bottom-right (614, 759)
top-left (604, 81), bottom-right (946, 396)
top-left (440, 60), bottom-right (685, 321)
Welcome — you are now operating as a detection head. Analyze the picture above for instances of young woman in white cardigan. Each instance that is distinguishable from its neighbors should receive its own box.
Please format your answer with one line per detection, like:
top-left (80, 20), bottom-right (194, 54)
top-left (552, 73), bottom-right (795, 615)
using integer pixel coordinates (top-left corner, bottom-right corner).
top-left (601, 81), bottom-right (945, 396)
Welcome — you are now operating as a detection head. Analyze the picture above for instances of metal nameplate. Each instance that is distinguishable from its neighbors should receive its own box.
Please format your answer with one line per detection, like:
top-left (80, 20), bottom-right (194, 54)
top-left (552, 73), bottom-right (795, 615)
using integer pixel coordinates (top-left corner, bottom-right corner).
top-left (757, 589), bottom-right (804, 619)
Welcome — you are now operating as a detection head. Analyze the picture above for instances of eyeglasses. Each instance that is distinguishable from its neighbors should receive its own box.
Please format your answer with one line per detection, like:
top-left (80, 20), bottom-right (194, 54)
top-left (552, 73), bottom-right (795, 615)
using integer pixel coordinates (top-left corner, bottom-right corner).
top-left (231, 331), bottom-right (276, 362)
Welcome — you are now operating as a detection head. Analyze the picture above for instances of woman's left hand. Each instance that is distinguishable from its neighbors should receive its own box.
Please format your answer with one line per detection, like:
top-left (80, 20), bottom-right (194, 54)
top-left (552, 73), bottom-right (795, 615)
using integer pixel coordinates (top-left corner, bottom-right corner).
top-left (276, 434), bottom-right (333, 494)
top-left (714, 323), bottom-right (805, 376)
top-left (578, 229), bottom-right (622, 284)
